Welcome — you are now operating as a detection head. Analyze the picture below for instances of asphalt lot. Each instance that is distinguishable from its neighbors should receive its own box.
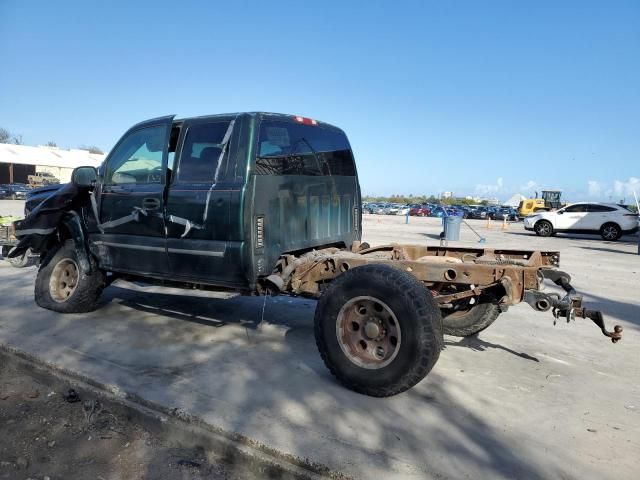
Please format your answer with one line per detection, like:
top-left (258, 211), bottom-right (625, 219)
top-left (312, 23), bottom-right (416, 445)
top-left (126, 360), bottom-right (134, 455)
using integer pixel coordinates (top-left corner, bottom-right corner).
top-left (1, 200), bottom-right (639, 479)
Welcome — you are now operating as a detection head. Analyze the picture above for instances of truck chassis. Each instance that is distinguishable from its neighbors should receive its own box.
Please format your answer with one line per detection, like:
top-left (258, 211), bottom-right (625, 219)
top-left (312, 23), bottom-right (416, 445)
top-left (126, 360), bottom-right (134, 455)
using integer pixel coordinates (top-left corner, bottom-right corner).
top-left (261, 242), bottom-right (622, 343)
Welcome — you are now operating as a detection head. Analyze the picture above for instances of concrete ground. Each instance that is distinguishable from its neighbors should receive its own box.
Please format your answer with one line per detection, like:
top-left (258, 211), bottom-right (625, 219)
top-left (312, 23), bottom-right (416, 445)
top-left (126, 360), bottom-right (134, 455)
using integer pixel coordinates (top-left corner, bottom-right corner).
top-left (0, 199), bottom-right (25, 217)
top-left (1, 201), bottom-right (638, 479)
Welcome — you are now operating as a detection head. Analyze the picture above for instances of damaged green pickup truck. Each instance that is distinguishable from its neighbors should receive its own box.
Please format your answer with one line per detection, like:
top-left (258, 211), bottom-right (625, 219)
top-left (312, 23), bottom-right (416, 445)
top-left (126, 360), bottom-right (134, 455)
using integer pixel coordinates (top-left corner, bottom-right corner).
top-left (11, 112), bottom-right (621, 397)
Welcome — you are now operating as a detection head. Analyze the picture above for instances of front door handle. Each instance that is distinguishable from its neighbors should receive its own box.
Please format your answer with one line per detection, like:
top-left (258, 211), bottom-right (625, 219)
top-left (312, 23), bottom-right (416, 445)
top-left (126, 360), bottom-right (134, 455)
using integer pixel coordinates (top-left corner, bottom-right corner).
top-left (142, 197), bottom-right (161, 210)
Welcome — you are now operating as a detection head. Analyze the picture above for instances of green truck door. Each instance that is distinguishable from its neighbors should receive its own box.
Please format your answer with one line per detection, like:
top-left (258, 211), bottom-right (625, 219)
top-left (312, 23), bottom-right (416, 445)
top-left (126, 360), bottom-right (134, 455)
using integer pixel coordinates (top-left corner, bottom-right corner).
top-left (164, 118), bottom-right (243, 286)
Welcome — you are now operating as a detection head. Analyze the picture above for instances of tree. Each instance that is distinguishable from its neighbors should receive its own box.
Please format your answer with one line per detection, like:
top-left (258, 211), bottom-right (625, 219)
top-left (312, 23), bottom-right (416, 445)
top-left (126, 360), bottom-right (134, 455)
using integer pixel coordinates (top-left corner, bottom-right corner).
top-left (79, 145), bottom-right (104, 154)
top-left (46, 141), bottom-right (58, 147)
top-left (0, 127), bottom-right (23, 144)
top-left (0, 127), bottom-right (11, 143)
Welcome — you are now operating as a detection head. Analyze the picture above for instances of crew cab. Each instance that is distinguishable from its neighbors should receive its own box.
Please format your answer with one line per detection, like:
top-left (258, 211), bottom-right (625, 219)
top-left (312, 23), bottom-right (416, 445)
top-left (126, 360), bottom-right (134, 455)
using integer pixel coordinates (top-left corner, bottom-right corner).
top-left (524, 202), bottom-right (638, 240)
top-left (10, 113), bottom-right (622, 397)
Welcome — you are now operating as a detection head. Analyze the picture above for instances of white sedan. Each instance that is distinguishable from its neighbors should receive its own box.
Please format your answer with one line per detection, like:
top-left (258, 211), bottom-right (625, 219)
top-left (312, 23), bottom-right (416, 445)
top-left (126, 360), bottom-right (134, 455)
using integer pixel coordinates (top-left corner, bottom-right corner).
top-left (523, 202), bottom-right (638, 241)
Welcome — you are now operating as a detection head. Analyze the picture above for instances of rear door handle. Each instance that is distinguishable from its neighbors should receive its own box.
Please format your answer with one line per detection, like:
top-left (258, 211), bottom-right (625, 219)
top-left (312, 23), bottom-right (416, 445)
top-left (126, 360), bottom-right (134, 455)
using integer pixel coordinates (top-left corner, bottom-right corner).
top-left (142, 197), bottom-right (161, 210)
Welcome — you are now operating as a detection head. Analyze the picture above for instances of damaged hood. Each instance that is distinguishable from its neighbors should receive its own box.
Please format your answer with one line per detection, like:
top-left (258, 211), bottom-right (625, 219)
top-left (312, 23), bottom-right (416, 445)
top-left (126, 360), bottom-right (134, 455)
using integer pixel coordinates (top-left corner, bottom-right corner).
top-left (9, 183), bottom-right (87, 258)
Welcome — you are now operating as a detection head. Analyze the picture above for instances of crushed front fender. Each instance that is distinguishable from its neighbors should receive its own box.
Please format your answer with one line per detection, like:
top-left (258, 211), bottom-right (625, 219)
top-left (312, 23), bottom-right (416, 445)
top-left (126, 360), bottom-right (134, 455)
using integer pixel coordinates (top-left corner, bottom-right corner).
top-left (9, 183), bottom-right (88, 258)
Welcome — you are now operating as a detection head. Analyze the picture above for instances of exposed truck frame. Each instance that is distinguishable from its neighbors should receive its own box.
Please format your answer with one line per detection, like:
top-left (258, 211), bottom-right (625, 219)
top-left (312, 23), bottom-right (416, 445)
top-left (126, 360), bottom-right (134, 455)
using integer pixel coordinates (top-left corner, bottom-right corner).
top-left (262, 242), bottom-right (621, 339)
top-left (10, 112), bottom-right (622, 397)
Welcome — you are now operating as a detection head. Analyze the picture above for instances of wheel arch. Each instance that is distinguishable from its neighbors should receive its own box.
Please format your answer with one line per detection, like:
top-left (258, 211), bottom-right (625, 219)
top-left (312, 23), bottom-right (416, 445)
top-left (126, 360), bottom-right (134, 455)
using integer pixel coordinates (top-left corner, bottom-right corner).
top-left (55, 211), bottom-right (92, 273)
top-left (535, 218), bottom-right (554, 230)
top-left (601, 220), bottom-right (621, 230)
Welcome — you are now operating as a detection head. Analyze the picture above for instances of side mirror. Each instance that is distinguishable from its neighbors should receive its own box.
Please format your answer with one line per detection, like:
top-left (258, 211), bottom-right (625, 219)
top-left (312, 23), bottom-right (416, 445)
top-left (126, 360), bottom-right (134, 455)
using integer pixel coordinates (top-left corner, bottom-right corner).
top-left (71, 166), bottom-right (97, 188)
top-left (557, 211), bottom-right (564, 215)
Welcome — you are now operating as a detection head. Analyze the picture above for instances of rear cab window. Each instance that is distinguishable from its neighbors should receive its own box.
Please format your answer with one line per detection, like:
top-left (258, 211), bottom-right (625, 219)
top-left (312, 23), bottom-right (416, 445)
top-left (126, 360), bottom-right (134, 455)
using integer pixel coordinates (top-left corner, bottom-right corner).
top-left (255, 118), bottom-right (356, 176)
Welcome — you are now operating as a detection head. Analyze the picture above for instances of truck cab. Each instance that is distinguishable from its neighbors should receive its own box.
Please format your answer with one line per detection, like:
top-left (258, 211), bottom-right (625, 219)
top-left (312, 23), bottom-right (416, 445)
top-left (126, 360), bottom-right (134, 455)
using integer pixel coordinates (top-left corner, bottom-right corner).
top-left (19, 113), bottom-right (361, 291)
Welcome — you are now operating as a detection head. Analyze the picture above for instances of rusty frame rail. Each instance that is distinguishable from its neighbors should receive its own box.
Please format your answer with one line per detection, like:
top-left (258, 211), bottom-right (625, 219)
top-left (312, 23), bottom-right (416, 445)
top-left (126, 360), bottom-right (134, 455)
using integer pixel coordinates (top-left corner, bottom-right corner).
top-left (259, 242), bottom-right (622, 343)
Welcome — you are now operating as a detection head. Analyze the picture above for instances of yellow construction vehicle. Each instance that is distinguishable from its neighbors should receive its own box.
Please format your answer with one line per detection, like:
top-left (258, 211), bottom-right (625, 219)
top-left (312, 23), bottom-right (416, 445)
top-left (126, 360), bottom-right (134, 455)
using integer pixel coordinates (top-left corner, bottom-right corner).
top-left (518, 190), bottom-right (563, 218)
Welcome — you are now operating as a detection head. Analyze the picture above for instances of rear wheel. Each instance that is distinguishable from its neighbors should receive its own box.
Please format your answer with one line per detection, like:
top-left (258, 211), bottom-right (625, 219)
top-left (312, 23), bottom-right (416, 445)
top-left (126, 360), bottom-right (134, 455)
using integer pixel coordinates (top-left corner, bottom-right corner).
top-left (442, 303), bottom-right (500, 337)
top-left (600, 223), bottom-right (621, 241)
top-left (534, 220), bottom-right (553, 237)
top-left (35, 240), bottom-right (105, 313)
top-left (314, 264), bottom-right (443, 397)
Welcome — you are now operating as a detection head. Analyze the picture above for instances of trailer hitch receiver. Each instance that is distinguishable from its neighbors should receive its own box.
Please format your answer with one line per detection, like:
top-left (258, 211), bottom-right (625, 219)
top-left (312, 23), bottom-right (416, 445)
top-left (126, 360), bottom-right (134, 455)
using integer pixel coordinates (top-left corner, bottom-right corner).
top-left (523, 269), bottom-right (623, 343)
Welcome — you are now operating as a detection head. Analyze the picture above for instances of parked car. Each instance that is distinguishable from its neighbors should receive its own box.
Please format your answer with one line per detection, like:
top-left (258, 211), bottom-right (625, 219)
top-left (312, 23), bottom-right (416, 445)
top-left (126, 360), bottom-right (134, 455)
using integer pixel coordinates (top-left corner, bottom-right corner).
top-left (395, 205), bottom-right (410, 216)
top-left (0, 183), bottom-right (30, 200)
top-left (384, 204), bottom-right (402, 215)
top-left (373, 203), bottom-right (390, 215)
top-left (449, 207), bottom-right (468, 218)
top-left (523, 202), bottom-right (638, 240)
top-left (409, 205), bottom-right (431, 216)
top-left (467, 207), bottom-right (488, 219)
top-left (488, 206), bottom-right (518, 221)
top-left (430, 206), bottom-right (462, 218)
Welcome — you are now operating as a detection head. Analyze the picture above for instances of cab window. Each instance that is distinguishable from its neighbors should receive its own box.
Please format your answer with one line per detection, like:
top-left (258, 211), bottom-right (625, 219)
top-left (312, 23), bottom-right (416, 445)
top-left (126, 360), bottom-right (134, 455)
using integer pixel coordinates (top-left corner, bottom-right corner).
top-left (105, 125), bottom-right (168, 185)
top-left (176, 122), bottom-right (232, 183)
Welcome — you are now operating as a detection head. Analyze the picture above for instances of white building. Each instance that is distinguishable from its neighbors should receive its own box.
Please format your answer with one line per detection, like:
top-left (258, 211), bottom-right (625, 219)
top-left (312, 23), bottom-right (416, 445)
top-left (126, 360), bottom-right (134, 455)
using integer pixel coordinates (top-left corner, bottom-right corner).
top-left (441, 191), bottom-right (453, 199)
top-left (0, 143), bottom-right (105, 184)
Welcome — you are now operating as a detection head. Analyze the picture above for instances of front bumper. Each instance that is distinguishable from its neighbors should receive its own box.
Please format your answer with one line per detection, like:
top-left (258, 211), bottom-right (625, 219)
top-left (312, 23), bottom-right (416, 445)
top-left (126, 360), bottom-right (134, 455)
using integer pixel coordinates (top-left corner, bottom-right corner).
top-left (523, 217), bottom-right (538, 230)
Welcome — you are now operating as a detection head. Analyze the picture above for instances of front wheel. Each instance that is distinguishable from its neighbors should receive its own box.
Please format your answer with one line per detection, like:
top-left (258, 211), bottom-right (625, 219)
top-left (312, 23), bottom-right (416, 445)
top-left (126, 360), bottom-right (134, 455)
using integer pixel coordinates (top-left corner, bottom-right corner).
top-left (314, 264), bottom-right (443, 397)
top-left (35, 240), bottom-right (105, 313)
top-left (535, 220), bottom-right (553, 237)
top-left (442, 303), bottom-right (500, 337)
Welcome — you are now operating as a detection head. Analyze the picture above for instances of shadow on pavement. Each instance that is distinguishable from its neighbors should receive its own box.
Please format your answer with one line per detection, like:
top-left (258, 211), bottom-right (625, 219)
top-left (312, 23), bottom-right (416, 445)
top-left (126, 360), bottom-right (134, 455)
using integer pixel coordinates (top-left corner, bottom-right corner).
top-left (579, 245), bottom-right (639, 255)
top-left (505, 231), bottom-right (638, 244)
top-left (101, 285), bottom-right (316, 331)
top-left (445, 335), bottom-right (540, 362)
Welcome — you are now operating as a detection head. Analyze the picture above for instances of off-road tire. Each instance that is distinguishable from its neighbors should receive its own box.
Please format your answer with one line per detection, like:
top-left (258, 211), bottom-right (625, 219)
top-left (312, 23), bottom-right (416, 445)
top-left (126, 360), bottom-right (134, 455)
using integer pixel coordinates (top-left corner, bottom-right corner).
top-left (534, 220), bottom-right (553, 237)
top-left (600, 222), bottom-right (622, 241)
top-left (442, 303), bottom-right (501, 337)
top-left (35, 240), bottom-right (105, 313)
top-left (314, 264), bottom-right (443, 397)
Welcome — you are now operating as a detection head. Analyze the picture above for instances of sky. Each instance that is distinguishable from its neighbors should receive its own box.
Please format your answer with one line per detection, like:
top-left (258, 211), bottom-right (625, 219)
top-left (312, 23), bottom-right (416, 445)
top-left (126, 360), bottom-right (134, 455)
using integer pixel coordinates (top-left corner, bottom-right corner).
top-left (1, 0), bottom-right (638, 202)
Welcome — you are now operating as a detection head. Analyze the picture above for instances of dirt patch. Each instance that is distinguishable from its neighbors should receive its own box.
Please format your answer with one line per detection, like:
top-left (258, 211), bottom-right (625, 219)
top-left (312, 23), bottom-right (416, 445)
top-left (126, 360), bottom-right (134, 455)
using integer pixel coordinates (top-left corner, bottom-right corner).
top-left (0, 359), bottom-right (253, 480)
